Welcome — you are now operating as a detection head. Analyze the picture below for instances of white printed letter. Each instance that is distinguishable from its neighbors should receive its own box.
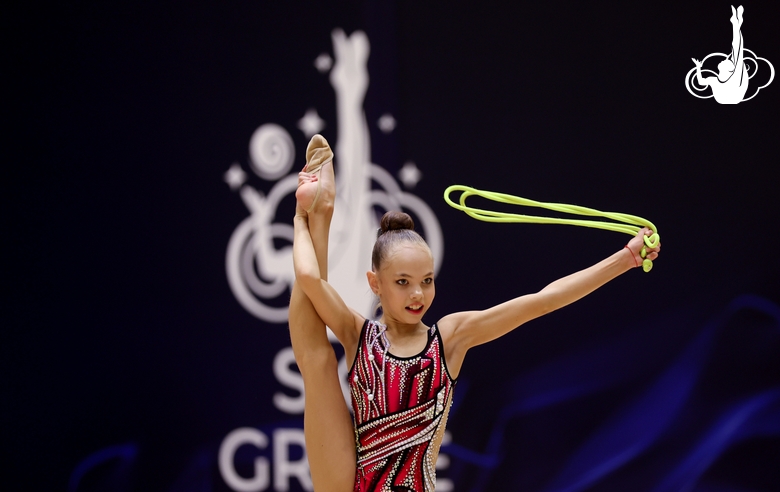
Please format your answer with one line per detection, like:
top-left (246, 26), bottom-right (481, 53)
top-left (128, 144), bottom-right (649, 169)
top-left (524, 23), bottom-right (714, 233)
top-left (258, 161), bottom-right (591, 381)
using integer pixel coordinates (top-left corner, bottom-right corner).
top-left (273, 347), bottom-right (305, 414)
top-left (219, 427), bottom-right (270, 491)
top-left (273, 429), bottom-right (312, 491)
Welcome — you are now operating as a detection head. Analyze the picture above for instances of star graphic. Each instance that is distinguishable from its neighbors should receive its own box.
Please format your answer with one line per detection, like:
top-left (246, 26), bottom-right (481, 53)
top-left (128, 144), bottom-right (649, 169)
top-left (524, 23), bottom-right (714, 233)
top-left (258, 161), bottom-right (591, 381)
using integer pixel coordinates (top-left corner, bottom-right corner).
top-left (314, 53), bottom-right (333, 73)
top-left (297, 108), bottom-right (326, 138)
top-left (398, 162), bottom-right (422, 189)
top-left (224, 163), bottom-right (247, 190)
top-left (377, 113), bottom-right (396, 133)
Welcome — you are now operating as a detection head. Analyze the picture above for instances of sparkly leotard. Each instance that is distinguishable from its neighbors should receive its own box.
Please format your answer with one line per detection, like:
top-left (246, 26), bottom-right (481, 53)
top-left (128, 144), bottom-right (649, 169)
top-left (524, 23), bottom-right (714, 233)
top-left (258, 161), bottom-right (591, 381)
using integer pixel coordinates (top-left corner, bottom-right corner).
top-left (349, 319), bottom-right (456, 492)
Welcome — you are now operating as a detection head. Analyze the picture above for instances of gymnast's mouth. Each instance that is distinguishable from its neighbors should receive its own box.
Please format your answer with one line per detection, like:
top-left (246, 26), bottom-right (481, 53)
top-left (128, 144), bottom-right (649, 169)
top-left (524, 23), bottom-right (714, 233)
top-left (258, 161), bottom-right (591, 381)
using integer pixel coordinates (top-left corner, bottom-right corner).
top-left (406, 304), bottom-right (424, 314)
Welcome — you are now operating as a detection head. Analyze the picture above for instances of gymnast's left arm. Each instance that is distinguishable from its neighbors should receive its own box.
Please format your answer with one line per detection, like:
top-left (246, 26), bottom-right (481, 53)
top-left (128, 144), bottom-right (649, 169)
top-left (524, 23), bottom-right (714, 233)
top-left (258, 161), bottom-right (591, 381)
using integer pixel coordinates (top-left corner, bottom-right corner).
top-left (692, 58), bottom-right (711, 87)
top-left (440, 228), bottom-right (660, 356)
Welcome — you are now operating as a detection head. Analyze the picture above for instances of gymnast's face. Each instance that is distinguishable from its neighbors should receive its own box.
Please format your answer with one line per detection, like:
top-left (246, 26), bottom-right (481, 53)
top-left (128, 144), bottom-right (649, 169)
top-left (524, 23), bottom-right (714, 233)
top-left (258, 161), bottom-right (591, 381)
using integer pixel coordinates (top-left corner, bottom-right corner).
top-left (368, 243), bottom-right (435, 326)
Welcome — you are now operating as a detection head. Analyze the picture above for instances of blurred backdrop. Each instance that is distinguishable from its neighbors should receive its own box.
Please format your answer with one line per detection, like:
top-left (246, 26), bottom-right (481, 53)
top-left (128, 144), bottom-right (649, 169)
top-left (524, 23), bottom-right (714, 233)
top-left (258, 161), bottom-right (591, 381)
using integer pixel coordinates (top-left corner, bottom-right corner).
top-left (4, 1), bottom-right (780, 491)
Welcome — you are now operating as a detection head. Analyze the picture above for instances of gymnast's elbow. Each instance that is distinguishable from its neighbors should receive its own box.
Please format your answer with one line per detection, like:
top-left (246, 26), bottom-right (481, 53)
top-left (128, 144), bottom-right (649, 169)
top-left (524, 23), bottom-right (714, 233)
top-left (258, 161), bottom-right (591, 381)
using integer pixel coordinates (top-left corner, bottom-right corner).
top-left (535, 300), bottom-right (557, 319)
top-left (294, 264), bottom-right (320, 292)
top-left (532, 290), bottom-right (566, 318)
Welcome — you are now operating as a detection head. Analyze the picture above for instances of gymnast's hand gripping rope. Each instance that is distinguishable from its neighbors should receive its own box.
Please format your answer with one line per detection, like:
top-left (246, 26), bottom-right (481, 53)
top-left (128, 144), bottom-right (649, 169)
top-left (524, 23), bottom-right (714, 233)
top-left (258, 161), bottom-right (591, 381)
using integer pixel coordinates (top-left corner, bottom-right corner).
top-left (444, 185), bottom-right (661, 272)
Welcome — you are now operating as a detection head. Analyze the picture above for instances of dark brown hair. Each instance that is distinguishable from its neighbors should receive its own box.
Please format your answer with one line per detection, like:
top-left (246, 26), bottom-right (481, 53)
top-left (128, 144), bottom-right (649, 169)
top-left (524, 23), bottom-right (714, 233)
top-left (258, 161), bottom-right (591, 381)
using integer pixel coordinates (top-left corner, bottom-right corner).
top-left (371, 211), bottom-right (430, 270)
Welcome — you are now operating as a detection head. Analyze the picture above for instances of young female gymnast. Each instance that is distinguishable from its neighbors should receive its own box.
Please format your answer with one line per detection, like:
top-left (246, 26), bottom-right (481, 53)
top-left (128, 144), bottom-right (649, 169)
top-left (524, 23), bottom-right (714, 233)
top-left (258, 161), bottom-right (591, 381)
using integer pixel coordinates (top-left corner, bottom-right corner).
top-left (290, 135), bottom-right (661, 491)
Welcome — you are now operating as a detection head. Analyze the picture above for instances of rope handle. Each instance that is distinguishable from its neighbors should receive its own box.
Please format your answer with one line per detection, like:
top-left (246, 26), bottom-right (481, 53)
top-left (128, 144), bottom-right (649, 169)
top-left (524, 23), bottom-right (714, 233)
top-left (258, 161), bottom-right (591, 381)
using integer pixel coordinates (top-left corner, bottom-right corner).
top-left (444, 185), bottom-right (660, 272)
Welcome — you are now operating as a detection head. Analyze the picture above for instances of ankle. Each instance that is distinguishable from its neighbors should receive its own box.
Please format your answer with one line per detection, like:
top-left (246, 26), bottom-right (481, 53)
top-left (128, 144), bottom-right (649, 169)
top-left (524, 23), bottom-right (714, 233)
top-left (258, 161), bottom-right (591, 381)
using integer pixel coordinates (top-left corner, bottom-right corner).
top-left (309, 196), bottom-right (334, 218)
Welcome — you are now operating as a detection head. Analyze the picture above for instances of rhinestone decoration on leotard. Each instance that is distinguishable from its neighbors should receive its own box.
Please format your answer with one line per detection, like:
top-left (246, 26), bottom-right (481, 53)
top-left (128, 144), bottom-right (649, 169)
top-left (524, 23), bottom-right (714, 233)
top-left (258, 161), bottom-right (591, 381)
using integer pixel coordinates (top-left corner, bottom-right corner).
top-left (349, 319), bottom-right (456, 492)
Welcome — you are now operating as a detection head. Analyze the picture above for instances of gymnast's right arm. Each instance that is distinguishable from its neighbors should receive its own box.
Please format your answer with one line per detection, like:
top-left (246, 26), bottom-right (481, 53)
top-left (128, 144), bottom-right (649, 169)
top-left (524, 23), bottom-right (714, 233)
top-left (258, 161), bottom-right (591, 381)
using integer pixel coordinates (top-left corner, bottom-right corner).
top-left (293, 214), bottom-right (361, 347)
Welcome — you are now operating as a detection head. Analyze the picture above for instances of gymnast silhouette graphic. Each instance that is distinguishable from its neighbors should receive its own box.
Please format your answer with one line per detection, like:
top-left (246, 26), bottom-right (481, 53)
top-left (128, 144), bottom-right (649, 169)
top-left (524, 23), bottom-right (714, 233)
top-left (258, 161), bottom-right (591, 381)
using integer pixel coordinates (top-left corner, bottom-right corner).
top-left (687, 5), bottom-right (775, 104)
top-left (691, 6), bottom-right (748, 104)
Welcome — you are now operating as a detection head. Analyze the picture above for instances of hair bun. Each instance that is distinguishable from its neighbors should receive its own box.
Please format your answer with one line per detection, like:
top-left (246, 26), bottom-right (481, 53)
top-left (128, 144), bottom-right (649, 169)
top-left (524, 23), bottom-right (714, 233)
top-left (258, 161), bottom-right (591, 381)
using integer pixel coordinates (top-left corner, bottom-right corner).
top-left (372, 211), bottom-right (428, 269)
top-left (380, 211), bottom-right (414, 234)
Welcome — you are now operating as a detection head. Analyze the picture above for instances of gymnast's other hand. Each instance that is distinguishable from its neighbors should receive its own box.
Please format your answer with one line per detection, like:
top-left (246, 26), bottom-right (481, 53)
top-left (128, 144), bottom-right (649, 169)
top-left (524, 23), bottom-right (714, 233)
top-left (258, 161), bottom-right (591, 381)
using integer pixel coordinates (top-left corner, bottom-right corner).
top-left (625, 227), bottom-right (661, 268)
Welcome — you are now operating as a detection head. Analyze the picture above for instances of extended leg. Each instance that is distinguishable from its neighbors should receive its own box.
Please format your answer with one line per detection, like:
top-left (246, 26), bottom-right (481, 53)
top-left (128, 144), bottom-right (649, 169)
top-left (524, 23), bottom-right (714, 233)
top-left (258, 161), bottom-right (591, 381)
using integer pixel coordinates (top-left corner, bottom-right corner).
top-left (731, 6), bottom-right (747, 86)
top-left (289, 153), bottom-right (355, 491)
top-left (729, 6), bottom-right (744, 65)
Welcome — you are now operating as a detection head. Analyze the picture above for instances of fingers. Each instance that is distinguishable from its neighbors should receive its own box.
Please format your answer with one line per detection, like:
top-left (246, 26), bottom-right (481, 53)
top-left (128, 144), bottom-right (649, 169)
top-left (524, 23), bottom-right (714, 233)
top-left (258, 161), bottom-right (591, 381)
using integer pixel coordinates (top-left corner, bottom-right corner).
top-left (632, 227), bottom-right (661, 265)
top-left (638, 227), bottom-right (656, 238)
top-left (642, 227), bottom-right (660, 254)
top-left (646, 238), bottom-right (660, 261)
top-left (644, 247), bottom-right (659, 260)
top-left (297, 172), bottom-right (319, 186)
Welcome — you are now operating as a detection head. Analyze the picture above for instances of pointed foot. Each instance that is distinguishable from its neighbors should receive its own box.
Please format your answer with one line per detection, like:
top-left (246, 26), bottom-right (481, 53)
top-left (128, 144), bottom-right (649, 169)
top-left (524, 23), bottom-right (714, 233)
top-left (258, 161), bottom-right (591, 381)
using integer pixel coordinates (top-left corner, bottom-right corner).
top-left (296, 135), bottom-right (335, 215)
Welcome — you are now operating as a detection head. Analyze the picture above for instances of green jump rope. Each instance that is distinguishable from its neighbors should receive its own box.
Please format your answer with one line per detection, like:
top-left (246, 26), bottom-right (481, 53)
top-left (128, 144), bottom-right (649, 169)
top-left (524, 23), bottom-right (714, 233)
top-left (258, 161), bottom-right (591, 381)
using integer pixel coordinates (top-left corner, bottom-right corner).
top-left (444, 185), bottom-right (660, 272)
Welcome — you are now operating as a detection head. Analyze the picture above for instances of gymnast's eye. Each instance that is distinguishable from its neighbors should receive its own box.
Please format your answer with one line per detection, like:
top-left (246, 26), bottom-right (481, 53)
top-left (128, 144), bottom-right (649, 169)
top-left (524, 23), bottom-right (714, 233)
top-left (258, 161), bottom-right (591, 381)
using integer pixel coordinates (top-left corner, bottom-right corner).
top-left (396, 279), bottom-right (408, 285)
top-left (423, 277), bottom-right (433, 285)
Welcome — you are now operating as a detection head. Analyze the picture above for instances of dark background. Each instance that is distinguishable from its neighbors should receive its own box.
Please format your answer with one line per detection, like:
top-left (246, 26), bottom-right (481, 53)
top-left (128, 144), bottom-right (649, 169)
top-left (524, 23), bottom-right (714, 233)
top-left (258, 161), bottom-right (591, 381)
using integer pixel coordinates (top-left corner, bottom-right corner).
top-left (5, 1), bottom-right (780, 491)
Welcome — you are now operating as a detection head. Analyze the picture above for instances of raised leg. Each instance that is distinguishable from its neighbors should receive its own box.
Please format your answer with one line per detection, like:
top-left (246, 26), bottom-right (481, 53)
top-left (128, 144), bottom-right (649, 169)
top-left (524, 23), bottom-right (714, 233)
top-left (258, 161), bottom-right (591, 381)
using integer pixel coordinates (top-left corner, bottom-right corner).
top-left (729, 6), bottom-right (744, 62)
top-left (289, 146), bottom-right (355, 491)
top-left (730, 5), bottom-right (747, 86)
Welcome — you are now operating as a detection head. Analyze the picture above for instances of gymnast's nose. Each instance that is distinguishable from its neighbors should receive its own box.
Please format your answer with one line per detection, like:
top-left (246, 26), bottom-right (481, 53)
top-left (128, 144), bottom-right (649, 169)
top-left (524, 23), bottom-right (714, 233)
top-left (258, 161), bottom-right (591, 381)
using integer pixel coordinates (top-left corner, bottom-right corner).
top-left (410, 285), bottom-right (423, 299)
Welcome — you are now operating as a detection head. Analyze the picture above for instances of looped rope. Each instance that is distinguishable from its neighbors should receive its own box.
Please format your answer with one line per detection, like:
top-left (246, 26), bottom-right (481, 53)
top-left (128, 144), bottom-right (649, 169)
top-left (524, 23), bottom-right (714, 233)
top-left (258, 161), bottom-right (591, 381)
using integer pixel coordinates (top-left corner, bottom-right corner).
top-left (444, 185), bottom-right (660, 272)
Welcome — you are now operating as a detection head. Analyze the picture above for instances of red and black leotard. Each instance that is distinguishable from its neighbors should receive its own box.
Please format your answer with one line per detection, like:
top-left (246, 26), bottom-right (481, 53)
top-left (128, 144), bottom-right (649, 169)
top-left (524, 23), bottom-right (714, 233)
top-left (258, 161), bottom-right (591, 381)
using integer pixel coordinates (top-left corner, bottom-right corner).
top-left (349, 319), bottom-right (456, 492)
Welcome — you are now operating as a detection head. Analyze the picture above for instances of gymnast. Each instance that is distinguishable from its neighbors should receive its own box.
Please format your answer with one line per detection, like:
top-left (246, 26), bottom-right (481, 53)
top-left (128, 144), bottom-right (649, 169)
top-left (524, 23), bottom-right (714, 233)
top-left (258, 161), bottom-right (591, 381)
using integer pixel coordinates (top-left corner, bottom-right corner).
top-left (289, 135), bottom-right (661, 491)
top-left (692, 5), bottom-right (748, 104)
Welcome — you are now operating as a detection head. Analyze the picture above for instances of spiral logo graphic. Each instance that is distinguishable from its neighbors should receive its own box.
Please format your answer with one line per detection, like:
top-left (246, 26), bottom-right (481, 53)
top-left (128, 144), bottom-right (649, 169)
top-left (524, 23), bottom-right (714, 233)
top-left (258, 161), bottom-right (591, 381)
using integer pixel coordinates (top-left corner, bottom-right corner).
top-left (225, 171), bottom-right (298, 323)
top-left (249, 124), bottom-right (296, 180)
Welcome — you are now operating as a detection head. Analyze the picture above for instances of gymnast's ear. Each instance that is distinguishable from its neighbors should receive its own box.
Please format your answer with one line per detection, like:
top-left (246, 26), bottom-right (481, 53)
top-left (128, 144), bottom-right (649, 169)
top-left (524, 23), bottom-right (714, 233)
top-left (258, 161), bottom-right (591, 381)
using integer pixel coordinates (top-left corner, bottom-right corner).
top-left (366, 270), bottom-right (380, 295)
